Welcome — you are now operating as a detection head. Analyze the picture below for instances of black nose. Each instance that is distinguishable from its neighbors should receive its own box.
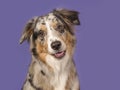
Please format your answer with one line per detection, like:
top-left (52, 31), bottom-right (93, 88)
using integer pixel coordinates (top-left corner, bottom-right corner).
top-left (51, 41), bottom-right (61, 50)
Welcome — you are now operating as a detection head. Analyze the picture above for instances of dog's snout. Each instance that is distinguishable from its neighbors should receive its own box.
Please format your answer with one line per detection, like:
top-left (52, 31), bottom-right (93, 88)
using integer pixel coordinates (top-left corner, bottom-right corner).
top-left (51, 41), bottom-right (61, 50)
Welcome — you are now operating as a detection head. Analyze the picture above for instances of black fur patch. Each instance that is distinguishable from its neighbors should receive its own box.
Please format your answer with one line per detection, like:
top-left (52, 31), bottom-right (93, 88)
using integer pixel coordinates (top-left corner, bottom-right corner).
top-left (31, 48), bottom-right (38, 56)
top-left (33, 30), bottom-right (45, 41)
top-left (32, 32), bottom-right (39, 40)
top-left (41, 70), bottom-right (45, 76)
top-left (41, 22), bottom-right (45, 25)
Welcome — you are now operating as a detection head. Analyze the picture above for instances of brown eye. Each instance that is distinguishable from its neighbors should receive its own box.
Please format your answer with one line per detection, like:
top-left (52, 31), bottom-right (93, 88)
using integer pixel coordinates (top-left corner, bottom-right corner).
top-left (38, 30), bottom-right (44, 37)
top-left (38, 30), bottom-right (45, 41)
top-left (57, 25), bottom-right (62, 29)
top-left (57, 25), bottom-right (65, 33)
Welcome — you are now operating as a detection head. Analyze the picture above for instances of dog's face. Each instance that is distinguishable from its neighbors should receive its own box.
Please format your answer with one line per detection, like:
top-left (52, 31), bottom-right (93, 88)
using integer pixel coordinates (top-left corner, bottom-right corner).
top-left (20, 9), bottom-right (80, 62)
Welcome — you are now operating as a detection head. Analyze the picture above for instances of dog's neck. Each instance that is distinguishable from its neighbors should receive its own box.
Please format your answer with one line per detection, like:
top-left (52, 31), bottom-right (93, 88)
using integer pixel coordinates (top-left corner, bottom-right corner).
top-left (30, 52), bottom-right (76, 90)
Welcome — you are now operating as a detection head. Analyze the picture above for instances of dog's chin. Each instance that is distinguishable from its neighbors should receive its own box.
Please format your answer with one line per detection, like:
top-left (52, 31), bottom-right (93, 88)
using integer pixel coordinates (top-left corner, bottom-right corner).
top-left (52, 50), bottom-right (66, 59)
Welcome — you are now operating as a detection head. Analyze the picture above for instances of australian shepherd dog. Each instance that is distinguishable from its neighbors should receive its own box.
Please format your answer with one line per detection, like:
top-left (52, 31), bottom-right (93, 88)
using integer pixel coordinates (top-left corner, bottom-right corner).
top-left (20, 8), bottom-right (80, 90)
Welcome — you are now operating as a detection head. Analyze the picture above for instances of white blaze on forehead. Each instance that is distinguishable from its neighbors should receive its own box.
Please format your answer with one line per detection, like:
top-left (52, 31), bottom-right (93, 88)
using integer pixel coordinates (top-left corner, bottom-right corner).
top-left (45, 16), bottom-right (57, 54)
top-left (45, 14), bottom-right (56, 31)
top-left (45, 19), bottom-right (51, 32)
top-left (45, 14), bottom-right (57, 40)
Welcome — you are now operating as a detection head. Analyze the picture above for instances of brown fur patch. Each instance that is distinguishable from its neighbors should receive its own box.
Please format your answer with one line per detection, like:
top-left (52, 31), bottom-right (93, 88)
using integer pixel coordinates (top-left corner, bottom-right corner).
top-left (39, 24), bottom-right (47, 31)
top-left (60, 28), bottom-right (76, 56)
top-left (35, 39), bottom-right (48, 62)
top-left (35, 36), bottom-right (54, 72)
top-left (66, 31), bottom-right (76, 56)
top-left (33, 24), bottom-right (48, 62)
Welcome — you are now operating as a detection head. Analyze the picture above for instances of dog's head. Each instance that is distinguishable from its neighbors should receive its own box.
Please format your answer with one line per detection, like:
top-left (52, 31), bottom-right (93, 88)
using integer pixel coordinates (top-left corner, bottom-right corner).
top-left (20, 8), bottom-right (80, 62)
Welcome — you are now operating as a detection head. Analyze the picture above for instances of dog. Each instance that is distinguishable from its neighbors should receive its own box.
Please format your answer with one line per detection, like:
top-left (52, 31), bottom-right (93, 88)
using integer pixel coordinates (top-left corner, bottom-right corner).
top-left (20, 8), bottom-right (80, 90)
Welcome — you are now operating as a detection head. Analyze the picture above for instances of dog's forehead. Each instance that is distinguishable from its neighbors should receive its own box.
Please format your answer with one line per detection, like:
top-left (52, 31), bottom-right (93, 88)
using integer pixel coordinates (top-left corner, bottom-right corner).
top-left (45, 13), bottom-right (61, 24)
top-left (46, 13), bottom-right (57, 20)
top-left (35, 13), bottom-right (61, 31)
top-left (39, 13), bottom-right (58, 24)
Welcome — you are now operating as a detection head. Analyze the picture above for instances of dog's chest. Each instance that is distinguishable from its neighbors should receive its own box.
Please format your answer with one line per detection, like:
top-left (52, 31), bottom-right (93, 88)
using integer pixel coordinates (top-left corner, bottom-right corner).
top-left (51, 71), bottom-right (68, 90)
top-left (46, 55), bottom-right (70, 90)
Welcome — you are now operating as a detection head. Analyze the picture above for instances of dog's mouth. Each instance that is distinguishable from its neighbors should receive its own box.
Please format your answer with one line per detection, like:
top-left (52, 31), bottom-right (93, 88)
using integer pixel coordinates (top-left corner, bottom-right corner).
top-left (52, 50), bottom-right (66, 58)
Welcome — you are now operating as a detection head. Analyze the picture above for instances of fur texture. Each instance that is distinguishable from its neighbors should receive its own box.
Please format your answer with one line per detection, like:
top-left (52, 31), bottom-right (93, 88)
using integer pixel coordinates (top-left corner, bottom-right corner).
top-left (20, 8), bottom-right (80, 90)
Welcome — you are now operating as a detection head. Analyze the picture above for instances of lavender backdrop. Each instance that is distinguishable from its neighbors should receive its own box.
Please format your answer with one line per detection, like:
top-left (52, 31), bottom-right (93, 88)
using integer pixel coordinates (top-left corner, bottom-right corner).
top-left (0, 0), bottom-right (120, 90)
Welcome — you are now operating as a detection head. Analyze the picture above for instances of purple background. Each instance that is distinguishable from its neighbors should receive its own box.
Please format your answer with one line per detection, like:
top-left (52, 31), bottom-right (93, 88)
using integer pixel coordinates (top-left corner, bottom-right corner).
top-left (0, 0), bottom-right (120, 90)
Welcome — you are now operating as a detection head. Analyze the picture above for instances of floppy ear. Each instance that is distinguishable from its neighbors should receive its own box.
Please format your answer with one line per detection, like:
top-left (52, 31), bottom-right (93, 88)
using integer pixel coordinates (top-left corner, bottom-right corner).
top-left (53, 8), bottom-right (80, 25)
top-left (19, 17), bottom-right (39, 44)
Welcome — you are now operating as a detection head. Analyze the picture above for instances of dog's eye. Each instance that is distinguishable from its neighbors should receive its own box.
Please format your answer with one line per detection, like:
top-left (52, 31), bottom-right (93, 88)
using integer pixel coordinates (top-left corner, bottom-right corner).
top-left (38, 30), bottom-right (44, 37)
top-left (57, 25), bottom-right (65, 33)
top-left (38, 30), bottom-right (45, 41)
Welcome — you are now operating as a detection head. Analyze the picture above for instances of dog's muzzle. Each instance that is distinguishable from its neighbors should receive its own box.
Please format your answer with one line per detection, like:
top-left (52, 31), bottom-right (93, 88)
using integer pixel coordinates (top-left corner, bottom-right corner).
top-left (51, 41), bottom-right (66, 58)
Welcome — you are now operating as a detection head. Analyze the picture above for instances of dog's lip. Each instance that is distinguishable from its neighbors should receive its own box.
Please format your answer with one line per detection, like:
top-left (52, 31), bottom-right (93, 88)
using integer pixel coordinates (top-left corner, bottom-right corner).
top-left (52, 50), bottom-right (66, 58)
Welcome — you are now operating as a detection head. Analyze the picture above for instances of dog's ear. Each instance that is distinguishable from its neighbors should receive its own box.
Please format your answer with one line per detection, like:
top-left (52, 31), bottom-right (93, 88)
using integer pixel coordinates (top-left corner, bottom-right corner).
top-left (53, 8), bottom-right (80, 25)
top-left (19, 17), bottom-right (39, 44)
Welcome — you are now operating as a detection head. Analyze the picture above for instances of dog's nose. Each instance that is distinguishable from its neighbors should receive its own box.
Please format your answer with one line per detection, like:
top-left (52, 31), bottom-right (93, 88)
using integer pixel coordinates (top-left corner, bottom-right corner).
top-left (51, 41), bottom-right (61, 50)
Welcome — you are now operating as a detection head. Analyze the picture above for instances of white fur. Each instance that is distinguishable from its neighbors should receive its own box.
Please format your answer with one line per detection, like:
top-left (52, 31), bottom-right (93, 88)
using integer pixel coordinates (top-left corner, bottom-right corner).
top-left (23, 81), bottom-right (34, 90)
top-left (46, 52), bottom-right (70, 90)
